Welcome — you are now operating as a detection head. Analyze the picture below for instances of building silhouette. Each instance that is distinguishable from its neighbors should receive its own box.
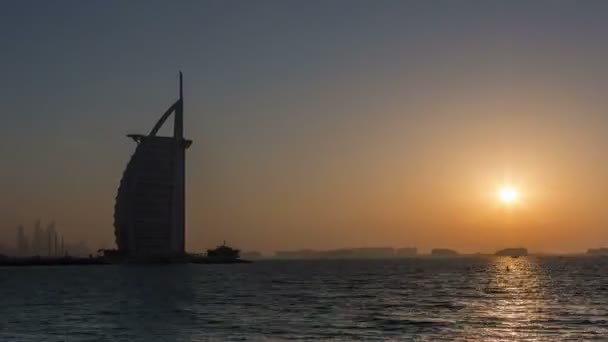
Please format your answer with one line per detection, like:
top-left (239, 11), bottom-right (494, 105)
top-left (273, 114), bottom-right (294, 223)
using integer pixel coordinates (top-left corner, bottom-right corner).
top-left (114, 73), bottom-right (191, 258)
top-left (32, 219), bottom-right (44, 256)
top-left (431, 248), bottom-right (459, 257)
top-left (14, 220), bottom-right (66, 257)
top-left (495, 247), bottom-right (528, 257)
top-left (46, 222), bottom-right (58, 256)
top-left (16, 225), bottom-right (28, 256)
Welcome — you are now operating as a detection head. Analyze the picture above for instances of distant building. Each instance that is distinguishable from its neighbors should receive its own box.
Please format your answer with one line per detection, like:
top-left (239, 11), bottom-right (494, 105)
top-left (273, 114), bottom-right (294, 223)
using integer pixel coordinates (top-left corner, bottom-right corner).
top-left (495, 248), bottom-right (528, 257)
top-left (396, 247), bottom-right (418, 257)
top-left (431, 248), bottom-right (459, 257)
top-left (587, 248), bottom-right (608, 256)
top-left (46, 222), bottom-right (58, 257)
top-left (14, 220), bottom-right (66, 257)
top-left (16, 225), bottom-right (29, 256)
top-left (114, 73), bottom-right (191, 258)
top-left (32, 219), bottom-right (44, 256)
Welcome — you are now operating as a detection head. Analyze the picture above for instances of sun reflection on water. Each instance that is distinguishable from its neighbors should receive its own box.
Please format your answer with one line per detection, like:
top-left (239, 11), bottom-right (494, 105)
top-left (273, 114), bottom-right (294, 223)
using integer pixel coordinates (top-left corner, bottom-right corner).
top-left (477, 257), bottom-right (551, 340)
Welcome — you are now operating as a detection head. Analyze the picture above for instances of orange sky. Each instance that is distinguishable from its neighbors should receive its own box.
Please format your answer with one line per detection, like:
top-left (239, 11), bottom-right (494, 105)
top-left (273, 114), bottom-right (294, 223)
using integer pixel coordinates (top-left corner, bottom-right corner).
top-left (2, 1), bottom-right (608, 255)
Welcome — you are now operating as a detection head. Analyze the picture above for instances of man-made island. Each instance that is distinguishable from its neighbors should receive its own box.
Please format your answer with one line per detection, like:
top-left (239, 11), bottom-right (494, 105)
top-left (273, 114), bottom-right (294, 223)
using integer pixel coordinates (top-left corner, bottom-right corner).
top-left (0, 243), bottom-right (249, 266)
top-left (495, 248), bottom-right (528, 257)
top-left (431, 248), bottom-right (459, 257)
top-left (586, 248), bottom-right (608, 256)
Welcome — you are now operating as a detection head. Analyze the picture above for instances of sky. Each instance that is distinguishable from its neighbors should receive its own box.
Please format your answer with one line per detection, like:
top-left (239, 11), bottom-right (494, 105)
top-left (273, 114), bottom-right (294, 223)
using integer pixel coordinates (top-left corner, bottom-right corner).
top-left (2, 0), bottom-right (608, 254)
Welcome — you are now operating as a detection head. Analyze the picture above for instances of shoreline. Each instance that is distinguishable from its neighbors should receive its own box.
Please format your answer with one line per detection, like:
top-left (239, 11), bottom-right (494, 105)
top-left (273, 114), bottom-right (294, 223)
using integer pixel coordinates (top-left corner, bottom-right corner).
top-left (0, 256), bottom-right (252, 266)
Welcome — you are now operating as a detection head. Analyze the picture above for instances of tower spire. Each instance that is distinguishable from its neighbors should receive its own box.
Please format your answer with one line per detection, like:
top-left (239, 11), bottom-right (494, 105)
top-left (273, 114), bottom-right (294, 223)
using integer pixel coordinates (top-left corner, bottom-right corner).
top-left (174, 71), bottom-right (184, 139)
top-left (179, 71), bottom-right (183, 101)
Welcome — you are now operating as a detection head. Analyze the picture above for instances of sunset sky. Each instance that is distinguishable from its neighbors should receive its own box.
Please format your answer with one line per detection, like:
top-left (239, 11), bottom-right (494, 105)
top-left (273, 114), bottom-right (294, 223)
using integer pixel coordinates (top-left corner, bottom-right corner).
top-left (2, 1), bottom-right (608, 254)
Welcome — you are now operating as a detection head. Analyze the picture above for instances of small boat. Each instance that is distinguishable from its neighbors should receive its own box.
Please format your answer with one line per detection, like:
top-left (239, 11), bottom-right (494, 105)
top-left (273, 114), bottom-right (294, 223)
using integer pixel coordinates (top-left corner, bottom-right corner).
top-left (189, 241), bottom-right (251, 263)
top-left (207, 242), bottom-right (240, 260)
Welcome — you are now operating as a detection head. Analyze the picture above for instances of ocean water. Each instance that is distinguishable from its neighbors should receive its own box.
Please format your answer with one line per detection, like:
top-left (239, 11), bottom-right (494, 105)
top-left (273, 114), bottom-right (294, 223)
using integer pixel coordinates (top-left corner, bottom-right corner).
top-left (1, 257), bottom-right (607, 341)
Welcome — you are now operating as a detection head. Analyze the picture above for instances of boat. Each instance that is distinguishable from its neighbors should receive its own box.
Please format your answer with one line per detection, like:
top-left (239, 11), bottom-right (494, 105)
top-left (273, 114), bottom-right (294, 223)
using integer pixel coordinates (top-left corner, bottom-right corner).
top-left (206, 242), bottom-right (240, 260)
top-left (189, 242), bottom-right (251, 264)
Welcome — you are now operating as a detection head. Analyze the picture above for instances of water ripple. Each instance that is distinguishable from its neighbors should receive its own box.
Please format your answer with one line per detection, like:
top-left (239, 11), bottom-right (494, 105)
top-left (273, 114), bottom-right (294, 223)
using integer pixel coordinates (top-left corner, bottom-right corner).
top-left (1, 257), bottom-right (608, 340)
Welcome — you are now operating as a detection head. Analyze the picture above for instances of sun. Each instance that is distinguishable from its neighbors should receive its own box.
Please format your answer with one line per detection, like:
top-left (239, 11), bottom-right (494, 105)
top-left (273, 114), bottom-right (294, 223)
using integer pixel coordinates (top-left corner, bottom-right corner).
top-left (498, 185), bottom-right (518, 204)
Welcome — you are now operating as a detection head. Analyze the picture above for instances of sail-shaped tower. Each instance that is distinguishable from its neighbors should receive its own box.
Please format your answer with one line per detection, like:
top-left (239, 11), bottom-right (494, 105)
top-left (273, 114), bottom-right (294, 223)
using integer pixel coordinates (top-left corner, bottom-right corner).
top-left (114, 73), bottom-right (191, 258)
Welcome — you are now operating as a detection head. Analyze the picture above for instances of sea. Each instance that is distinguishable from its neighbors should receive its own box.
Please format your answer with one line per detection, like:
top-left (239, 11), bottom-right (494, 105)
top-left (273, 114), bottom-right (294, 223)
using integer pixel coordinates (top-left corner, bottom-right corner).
top-left (1, 256), bottom-right (607, 341)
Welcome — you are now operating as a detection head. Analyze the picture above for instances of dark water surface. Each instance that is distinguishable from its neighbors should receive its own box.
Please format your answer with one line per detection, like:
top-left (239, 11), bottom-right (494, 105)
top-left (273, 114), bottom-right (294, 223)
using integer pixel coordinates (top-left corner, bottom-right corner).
top-left (1, 257), bottom-right (608, 341)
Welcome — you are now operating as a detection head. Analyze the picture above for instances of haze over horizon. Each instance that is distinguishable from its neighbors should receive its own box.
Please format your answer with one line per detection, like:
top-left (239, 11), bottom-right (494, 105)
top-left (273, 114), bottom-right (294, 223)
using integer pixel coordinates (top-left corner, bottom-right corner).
top-left (3, 1), bottom-right (608, 254)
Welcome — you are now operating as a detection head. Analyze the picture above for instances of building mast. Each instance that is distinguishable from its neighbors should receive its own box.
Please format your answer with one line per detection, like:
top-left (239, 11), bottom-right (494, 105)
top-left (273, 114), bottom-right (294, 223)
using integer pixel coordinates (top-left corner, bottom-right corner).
top-left (173, 71), bottom-right (186, 254)
top-left (174, 71), bottom-right (184, 139)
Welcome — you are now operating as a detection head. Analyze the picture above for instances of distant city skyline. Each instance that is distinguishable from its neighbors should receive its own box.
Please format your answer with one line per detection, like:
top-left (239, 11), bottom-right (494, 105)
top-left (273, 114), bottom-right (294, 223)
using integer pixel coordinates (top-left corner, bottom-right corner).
top-left (6, 219), bottom-right (90, 257)
top-left (2, 1), bottom-right (608, 254)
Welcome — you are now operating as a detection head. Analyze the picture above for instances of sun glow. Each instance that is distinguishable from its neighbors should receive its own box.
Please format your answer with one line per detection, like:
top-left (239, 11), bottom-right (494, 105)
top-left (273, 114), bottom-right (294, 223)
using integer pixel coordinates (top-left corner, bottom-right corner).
top-left (498, 185), bottom-right (519, 204)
